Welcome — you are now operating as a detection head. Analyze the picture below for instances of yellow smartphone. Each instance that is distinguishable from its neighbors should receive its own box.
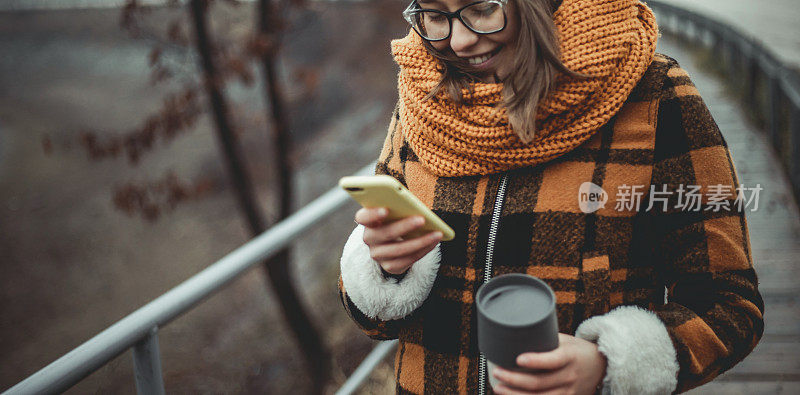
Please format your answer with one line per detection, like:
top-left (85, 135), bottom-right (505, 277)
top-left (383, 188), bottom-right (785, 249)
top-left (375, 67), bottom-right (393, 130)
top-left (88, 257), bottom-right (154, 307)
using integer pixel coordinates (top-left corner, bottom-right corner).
top-left (339, 175), bottom-right (455, 241)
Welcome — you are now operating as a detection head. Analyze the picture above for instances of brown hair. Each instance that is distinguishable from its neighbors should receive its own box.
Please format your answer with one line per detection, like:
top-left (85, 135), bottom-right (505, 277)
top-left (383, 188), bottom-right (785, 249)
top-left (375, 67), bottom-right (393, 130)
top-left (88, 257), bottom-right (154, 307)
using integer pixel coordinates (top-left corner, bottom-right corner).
top-left (421, 0), bottom-right (578, 144)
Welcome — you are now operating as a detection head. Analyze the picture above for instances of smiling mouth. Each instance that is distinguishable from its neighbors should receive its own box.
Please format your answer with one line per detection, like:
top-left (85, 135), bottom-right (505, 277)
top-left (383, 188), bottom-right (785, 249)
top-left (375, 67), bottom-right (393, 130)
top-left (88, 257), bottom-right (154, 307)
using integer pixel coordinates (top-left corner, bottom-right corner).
top-left (465, 46), bottom-right (503, 66)
top-left (467, 53), bottom-right (492, 65)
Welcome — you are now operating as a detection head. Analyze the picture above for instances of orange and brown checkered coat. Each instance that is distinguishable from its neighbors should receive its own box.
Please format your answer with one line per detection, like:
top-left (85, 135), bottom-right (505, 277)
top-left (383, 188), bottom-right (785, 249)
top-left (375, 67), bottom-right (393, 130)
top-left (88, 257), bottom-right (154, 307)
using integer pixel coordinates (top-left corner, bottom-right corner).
top-left (338, 54), bottom-right (764, 394)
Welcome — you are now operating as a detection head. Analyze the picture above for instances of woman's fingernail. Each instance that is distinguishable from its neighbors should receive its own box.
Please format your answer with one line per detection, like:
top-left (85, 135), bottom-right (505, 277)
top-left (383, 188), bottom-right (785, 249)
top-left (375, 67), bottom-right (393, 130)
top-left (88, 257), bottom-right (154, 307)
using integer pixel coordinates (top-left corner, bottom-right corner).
top-left (431, 232), bottom-right (442, 239)
top-left (415, 216), bottom-right (425, 225)
top-left (377, 208), bottom-right (388, 217)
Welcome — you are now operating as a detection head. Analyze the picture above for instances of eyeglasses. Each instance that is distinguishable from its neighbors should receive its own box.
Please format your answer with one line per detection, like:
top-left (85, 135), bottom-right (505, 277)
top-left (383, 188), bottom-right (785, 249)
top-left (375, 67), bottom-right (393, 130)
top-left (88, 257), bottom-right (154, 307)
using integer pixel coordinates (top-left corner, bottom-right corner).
top-left (403, 0), bottom-right (509, 42)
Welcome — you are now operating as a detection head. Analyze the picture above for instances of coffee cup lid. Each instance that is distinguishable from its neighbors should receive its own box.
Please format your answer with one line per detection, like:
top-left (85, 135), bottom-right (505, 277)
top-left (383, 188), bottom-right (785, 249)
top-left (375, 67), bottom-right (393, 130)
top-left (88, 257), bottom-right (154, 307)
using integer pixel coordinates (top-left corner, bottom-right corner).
top-left (476, 274), bottom-right (556, 327)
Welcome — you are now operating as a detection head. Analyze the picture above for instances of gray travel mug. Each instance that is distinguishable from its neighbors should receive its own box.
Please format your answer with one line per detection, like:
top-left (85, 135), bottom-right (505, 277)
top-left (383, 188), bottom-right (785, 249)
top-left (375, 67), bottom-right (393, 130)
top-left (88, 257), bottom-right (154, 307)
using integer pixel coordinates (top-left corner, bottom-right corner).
top-left (476, 274), bottom-right (559, 388)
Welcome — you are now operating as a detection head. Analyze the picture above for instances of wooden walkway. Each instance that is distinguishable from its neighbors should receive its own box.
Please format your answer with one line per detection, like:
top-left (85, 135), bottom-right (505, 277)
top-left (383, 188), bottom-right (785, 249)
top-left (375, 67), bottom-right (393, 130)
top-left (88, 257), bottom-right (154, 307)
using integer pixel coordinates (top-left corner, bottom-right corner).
top-left (657, 35), bottom-right (800, 394)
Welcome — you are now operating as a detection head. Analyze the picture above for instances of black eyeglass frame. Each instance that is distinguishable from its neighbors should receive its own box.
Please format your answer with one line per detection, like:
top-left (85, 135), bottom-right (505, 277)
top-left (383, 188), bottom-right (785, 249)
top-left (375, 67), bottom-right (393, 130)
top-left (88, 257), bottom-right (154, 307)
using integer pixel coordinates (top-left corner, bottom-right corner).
top-left (402, 0), bottom-right (509, 42)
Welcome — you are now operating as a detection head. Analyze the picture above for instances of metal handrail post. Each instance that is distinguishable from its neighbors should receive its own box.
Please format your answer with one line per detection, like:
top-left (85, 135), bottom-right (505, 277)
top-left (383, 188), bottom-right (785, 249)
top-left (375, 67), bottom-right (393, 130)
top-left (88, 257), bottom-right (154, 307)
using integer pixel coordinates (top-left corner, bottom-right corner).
top-left (767, 73), bottom-right (782, 148)
top-left (744, 56), bottom-right (758, 106)
top-left (790, 105), bottom-right (800, 196)
top-left (132, 327), bottom-right (165, 395)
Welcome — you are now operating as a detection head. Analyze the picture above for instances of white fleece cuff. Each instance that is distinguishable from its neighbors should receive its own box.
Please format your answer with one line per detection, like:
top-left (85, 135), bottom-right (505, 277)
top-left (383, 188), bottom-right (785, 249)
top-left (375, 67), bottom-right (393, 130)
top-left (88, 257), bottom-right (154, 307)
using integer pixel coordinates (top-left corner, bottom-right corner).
top-left (340, 225), bottom-right (441, 321)
top-left (575, 306), bottom-right (679, 395)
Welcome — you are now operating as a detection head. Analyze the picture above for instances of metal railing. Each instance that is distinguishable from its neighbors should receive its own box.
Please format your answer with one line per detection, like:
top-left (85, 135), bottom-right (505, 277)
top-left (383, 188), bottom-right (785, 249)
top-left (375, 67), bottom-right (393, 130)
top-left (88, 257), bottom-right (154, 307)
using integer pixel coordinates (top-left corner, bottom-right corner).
top-left (648, 0), bottom-right (800, 205)
top-left (2, 163), bottom-right (394, 395)
top-left (335, 340), bottom-right (397, 395)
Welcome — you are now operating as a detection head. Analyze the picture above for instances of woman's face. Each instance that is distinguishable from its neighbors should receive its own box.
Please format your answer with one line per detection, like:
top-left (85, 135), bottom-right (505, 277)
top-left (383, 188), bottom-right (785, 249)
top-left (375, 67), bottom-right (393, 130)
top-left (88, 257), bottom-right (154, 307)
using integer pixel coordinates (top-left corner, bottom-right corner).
top-left (423, 0), bottom-right (519, 83)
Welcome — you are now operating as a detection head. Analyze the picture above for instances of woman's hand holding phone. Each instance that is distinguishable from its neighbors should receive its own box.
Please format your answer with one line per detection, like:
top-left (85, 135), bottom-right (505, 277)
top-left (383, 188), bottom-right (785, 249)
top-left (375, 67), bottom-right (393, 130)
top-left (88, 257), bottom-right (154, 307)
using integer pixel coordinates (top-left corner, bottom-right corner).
top-left (355, 207), bottom-right (443, 275)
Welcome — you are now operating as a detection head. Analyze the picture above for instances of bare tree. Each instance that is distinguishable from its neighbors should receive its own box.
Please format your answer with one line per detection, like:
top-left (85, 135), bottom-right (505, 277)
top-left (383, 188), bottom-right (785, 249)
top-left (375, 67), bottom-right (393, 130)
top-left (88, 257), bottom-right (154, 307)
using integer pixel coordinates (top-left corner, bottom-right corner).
top-left (56, 0), bottom-right (332, 389)
top-left (188, 0), bottom-right (329, 391)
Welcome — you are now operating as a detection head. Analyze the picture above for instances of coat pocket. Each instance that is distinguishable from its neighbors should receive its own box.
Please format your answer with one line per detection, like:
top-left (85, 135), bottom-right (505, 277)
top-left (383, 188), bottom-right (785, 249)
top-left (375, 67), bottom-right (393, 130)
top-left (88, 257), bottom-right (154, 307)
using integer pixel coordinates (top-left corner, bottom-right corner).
top-left (580, 251), bottom-right (611, 318)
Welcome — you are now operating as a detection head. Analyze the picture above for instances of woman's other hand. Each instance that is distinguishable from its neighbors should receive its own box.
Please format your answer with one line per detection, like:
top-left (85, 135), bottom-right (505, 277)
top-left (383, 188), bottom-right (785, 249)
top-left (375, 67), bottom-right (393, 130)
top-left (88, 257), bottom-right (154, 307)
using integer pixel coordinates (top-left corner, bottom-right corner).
top-left (492, 333), bottom-right (607, 395)
top-left (355, 207), bottom-right (443, 275)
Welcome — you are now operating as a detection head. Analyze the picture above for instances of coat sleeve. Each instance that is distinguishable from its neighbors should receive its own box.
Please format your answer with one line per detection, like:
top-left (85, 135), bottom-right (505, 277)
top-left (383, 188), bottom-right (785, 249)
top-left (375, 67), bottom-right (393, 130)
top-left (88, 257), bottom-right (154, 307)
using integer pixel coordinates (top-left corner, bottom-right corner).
top-left (647, 57), bottom-right (764, 392)
top-left (338, 104), bottom-right (442, 340)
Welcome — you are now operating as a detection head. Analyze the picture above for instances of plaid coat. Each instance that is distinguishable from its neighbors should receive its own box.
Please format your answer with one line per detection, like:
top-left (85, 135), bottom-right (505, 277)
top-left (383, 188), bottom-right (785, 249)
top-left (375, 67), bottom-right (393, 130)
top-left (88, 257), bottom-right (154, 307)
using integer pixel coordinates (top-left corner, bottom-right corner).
top-left (339, 54), bottom-right (764, 394)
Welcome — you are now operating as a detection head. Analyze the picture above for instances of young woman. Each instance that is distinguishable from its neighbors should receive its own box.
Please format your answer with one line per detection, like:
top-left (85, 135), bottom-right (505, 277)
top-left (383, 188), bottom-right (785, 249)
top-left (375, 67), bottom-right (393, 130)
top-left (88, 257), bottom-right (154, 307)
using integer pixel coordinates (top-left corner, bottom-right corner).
top-left (338, 0), bottom-right (764, 393)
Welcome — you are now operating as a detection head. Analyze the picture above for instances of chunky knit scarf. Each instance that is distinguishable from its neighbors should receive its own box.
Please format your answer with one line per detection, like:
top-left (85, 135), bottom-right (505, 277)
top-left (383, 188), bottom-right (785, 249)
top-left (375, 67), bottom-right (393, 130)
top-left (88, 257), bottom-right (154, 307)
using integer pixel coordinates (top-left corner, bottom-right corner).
top-left (391, 0), bottom-right (659, 177)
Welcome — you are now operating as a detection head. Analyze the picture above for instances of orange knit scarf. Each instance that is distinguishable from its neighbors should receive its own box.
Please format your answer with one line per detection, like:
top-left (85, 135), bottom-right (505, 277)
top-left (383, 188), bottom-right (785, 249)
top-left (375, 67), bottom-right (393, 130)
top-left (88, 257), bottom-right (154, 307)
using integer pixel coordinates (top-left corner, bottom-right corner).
top-left (391, 0), bottom-right (658, 177)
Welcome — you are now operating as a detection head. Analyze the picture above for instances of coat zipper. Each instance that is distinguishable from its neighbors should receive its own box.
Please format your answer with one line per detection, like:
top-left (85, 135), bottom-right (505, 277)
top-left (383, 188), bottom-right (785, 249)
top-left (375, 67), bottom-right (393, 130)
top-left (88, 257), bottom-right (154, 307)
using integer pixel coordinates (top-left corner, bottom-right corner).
top-left (478, 174), bottom-right (509, 395)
